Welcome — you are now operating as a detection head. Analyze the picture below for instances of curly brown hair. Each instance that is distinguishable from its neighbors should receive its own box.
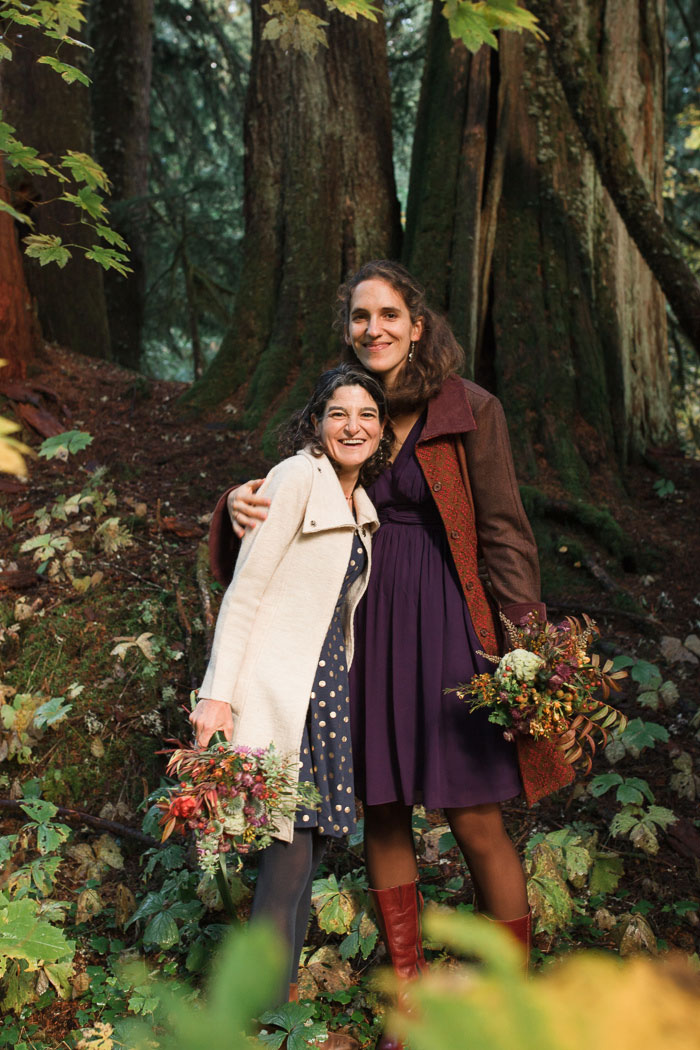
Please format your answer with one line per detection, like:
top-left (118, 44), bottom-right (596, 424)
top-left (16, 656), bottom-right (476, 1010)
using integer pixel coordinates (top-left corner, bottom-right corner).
top-left (336, 259), bottom-right (465, 415)
top-left (277, 363), bottom-right (393, 487)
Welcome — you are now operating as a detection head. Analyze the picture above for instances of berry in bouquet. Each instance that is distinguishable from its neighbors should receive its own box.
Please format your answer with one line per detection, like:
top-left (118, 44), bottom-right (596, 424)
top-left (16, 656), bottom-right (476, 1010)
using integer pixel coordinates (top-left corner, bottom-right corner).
top-left (451, 612), bottom-right (628, 773)
top-left (157, 736), bottom-right (321, 877)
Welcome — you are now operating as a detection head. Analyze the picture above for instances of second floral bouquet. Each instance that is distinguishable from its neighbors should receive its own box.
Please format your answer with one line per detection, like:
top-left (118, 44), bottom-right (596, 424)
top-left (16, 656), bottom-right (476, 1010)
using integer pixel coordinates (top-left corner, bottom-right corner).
top-left (452, 612), bottom-right (628, 773)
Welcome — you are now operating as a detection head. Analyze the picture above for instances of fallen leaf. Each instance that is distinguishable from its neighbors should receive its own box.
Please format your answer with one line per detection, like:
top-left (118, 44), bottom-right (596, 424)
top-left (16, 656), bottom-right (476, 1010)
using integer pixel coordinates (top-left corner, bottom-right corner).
top-left (659, 636), bottom-right (699, 665)
top-left (15, 402), bottom-right (65, 438)
top-left (683, 634), bottom-right (700, 659)
top-left (114, 883), bottom-right (136, 927)
top-left (76, 887), bottom-right (104, 923)
top-left (71, 971), bottom-right (91, 999)
top-left (615, 913), bottom-right (658, 956)
top-left (94, 834), bottom-right (124, 870)
top-left (90, 737), bottom-right (105, 758)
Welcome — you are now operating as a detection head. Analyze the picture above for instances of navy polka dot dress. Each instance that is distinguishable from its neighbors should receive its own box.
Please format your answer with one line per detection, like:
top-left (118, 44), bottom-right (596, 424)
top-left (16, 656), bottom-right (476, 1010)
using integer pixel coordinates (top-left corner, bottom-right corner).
top-left (295, 540), bottom-right (366, 838)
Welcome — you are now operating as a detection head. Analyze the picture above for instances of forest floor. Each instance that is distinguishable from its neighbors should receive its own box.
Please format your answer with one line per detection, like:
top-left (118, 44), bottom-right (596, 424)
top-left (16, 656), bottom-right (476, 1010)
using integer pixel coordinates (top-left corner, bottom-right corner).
top-left (1, 342), bottom-right (699, 1048)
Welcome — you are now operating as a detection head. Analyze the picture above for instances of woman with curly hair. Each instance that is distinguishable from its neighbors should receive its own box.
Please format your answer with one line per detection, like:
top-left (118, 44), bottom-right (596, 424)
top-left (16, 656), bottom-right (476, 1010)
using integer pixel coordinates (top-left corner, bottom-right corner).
top-left (193, 363), bottom-right (389, 1048)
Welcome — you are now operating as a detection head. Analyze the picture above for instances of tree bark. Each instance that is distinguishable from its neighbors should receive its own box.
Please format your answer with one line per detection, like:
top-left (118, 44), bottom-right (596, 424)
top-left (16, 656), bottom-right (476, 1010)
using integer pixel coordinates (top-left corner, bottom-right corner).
top-left (404, 0), bottom-right (672, 489)
top-left (0, 161), bottom-right (39, 380)
top-left (90, 0), bottom-right (154, 371)
top-left (527, 0), bottom-right (700, 355)
top-left (180, 0), bottom-right (401, 443)
top-left (0, 26), bottom-right (111, 360)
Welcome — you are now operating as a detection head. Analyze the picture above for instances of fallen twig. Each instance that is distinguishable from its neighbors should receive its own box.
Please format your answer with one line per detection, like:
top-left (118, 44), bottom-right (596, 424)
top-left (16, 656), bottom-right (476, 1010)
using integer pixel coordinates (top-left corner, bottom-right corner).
top-left (0, 798), bottom-right (159, 848)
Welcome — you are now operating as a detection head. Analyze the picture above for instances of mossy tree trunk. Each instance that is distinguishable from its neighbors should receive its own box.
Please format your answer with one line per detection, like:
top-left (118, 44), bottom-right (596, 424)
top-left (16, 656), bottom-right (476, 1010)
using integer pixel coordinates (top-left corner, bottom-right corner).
top-left (180, 0), bottom-right (401, 440)
top-left (0, 27), bottom-right (111, 360)
top-left (90, 0), bottom-right (154, 371)
top-left (0, 160), bottom-right (39, 380)
top-left (404, 0), bottom-right (671, 493)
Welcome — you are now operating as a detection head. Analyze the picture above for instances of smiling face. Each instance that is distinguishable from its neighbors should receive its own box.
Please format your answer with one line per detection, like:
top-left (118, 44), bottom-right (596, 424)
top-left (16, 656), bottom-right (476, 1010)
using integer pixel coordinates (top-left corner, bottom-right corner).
top-left (346, 278), bottom-right (423, 390)
top-left (313, 384), bottom-right (384, 483)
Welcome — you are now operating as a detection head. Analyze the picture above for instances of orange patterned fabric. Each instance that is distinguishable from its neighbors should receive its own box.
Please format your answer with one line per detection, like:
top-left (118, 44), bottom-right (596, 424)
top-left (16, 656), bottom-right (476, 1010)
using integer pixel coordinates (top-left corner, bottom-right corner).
top-left (415, 433), bottom-right (574, 807)
top-left (416, 438), bottom-right (499, 655)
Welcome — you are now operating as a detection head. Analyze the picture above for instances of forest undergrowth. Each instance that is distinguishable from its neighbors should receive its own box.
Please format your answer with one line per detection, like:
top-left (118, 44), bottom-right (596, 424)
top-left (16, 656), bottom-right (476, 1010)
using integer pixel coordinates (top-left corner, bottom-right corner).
top-left (1, 344), bottom-right (699, 1049)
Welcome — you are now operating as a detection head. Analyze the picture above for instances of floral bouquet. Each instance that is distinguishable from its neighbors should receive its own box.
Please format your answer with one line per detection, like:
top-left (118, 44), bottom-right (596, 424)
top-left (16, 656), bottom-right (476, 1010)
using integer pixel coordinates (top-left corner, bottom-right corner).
top-left (452, 612), bottom-right (628, 773)
top-left (157, 738), bottom-right (321, 878)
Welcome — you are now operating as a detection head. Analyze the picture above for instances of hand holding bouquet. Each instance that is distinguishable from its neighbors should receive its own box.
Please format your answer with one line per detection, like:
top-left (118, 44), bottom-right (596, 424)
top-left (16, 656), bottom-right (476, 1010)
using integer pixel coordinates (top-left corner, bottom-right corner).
top-left (157, 739), bottom-right (321, 876)
top-left (452, 612), bottom-right (628, 773)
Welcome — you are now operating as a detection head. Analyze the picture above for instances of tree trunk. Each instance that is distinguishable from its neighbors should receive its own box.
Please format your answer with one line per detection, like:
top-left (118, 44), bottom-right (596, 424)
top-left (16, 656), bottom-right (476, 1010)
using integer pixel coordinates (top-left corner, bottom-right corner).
top-left (0, 26), bottom-right (111, 360)
top-left (405, 0), bottom-right (671, 490)
top-left (180, 0), bottom-right (401, 444)
top-left (0, 161), bottom-right (39, 380)
top-left (90, 0), bottom-right (154, 371)
top-left (528, 0), bottom-right (700, 356)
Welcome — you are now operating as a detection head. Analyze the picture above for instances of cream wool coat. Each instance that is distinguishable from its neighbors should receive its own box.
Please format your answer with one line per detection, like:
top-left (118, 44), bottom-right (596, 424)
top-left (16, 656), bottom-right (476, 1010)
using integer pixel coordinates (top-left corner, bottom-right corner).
top-left (199, 449), bottom-right (379, 842)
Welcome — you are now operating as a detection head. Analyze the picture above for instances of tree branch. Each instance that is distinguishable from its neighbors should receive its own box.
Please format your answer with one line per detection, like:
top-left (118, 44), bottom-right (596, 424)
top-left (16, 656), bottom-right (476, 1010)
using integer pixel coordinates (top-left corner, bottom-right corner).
top-left (0, 798), bottom-right (159, 847)
top-left (525, 0), bottom-right (700, 354)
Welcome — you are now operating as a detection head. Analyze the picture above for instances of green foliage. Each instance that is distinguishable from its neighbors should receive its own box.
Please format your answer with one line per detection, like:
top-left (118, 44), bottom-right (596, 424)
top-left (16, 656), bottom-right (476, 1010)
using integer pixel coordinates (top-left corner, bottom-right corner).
top-left (442, 0), bottom-right (542, 52)
top-left (609, 804), bottom-right (677, 856)
top-left (653, 477), bottom-right (677, 499)
top-left (262, 0), bottom-right (330, 53)
top-left (259, 1001), bottom-right (329, 1049)
top-left (0, 1), bottom-right (129, 270)
top-left (395, 911), bottom-right (700, 1050)
top-left (123, 922), bottom-right (285, 1050)
top-left (618, 717), bottom-right (669, 753)
top-left (588, 773), bottom-right (655, 806)
top-left (0, 691), bottom-right (72, 763)
top-left (38, 429), bottom-right (93, 460)
top-left (0, 796), bottom-right (77, 1014)
top-left (36, 53), bottom-right (90, 84)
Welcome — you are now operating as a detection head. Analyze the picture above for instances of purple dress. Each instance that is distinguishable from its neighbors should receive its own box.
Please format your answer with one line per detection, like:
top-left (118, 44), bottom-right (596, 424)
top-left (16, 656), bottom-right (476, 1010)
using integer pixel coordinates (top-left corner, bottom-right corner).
top-left (349, 414), bottom-right (521, 809)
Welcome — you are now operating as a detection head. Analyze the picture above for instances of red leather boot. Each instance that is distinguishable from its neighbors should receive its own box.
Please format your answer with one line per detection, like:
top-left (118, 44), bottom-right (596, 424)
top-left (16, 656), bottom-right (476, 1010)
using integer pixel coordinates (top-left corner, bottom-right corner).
top-left (369, 881), bottom-right (427, 1050)
top-left (491, 909), bottom-right (531, 973)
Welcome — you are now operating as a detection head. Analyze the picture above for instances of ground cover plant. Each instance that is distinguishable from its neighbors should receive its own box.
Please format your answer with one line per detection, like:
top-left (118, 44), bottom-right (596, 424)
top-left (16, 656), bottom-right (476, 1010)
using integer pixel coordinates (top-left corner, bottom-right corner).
top-left (0, 346), bottom-right (699, 1048)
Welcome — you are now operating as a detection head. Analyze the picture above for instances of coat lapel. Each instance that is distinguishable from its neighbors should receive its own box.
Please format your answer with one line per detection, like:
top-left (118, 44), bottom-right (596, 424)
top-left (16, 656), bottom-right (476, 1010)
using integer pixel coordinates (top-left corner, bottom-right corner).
top-left (419, 373), bottom-right (477, 443)
top-left (298, 450), bottom-right (379, 535)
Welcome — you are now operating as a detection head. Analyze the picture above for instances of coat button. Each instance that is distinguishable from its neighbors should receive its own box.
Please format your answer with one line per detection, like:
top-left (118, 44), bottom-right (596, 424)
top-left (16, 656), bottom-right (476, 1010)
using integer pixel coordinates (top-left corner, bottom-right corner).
top-left (310, 520), bottom-right (316, 527)
top-left (465, 580), bottom-right (474, 591)
top-left (432, 482), bottom-right (442, 492)
top-left (479, 628), bottom-right (488, 638)
top-left (450, 529), bottom-right (459, 539)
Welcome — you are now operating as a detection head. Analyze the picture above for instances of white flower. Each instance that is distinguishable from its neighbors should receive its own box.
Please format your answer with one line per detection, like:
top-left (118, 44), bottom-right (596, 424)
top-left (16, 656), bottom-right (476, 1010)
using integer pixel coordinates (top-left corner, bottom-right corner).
top-left (495, 648), bottom-right (544, 683)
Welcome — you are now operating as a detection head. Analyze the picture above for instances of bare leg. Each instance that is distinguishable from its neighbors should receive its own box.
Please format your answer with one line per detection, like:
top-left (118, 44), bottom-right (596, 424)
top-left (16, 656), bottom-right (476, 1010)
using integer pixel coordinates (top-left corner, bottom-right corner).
top-left (363, 802), bottom-right (417, 889)
top-left (445, 802), bottom-right (528, 920)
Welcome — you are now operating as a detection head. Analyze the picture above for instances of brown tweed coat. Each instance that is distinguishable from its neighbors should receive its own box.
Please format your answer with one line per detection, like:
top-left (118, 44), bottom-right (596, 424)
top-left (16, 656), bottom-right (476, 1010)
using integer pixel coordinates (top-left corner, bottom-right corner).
top-left (414, 374), bottom-right (574, 805)
top-left (209, 374), bottom-right (574, 806)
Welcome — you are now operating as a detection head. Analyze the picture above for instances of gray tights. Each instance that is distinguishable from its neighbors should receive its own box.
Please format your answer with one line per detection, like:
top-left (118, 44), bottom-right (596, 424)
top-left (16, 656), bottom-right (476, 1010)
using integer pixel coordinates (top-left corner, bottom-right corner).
top-left (250, 828), bottom-right (326, 1003)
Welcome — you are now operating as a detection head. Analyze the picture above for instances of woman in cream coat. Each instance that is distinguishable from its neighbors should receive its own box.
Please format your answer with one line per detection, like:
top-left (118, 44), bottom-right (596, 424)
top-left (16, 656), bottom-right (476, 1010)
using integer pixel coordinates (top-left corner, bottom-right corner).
top-left (190, 364), bottom-right (387, 1033)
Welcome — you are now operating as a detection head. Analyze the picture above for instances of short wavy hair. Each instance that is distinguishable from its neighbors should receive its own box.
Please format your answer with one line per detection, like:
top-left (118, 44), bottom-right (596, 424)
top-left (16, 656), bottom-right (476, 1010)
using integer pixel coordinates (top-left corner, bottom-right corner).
top-left (278, 363), bottom-right (393, 486)
top-left (336, 259), bottom-right (464, 414)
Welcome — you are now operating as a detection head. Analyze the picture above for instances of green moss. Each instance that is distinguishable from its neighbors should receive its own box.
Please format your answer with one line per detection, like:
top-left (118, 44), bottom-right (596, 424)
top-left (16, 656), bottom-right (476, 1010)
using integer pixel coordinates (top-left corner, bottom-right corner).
top-left (521, 485), bottom-right (662, 573)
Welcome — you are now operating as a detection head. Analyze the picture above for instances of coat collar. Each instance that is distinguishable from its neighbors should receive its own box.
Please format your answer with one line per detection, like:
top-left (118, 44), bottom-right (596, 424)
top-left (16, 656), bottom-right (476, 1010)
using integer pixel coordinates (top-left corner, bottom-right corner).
top-left (418, 373), bottom-right (477, 443)
top-left (296, 449), bottom-right (379, 535)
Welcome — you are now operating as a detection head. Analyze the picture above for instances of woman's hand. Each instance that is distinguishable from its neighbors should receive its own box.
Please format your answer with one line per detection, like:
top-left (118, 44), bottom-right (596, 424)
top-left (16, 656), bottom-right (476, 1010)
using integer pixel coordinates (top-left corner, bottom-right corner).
top-left (189, 698), bottom-right (234, 748)
top-left (227, 479), bottom-right (271, 539)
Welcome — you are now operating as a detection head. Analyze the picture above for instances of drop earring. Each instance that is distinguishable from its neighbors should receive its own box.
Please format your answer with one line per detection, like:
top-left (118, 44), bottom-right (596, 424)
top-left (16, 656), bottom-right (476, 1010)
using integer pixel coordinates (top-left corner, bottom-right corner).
top-left (408, 341), bottom-right (415, 362)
